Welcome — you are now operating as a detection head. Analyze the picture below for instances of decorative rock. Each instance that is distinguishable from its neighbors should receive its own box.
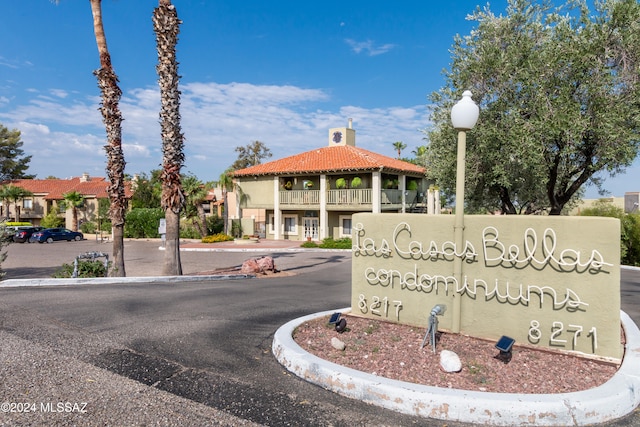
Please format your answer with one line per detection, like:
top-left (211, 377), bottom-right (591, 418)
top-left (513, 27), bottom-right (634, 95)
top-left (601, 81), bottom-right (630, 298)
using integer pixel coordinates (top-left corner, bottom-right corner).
top-left (331, 337), bottom-right (346, 351)
top-left (439, 349), bottom-right (462, 373)
top-left (240, 256), bottom-right (278, 275)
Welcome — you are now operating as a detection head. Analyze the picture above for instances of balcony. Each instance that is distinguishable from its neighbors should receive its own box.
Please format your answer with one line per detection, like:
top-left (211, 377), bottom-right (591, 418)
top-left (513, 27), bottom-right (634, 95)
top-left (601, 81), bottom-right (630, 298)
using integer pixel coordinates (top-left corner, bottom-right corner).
top-left (279, 188), bottom-right (411, 209)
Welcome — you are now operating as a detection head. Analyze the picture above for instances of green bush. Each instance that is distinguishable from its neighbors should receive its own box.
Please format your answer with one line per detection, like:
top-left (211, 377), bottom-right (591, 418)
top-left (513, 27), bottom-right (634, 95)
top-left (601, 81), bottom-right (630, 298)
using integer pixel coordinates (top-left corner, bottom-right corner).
top-left (80, 221), bottom-right (97, 234)
top-left (207, 215), bottom-right (224, 235)
top-left (318, 237), bottom-right (352, 249)
top-left (300, 240), bottom-right (319, 248)
top-left (201, 233), bottom-right (234, 243)
top-left (124, 208), bottom-right (164, 238)
top-left (52, 260), bottom-right (110, 278)
top-left (41, 211), bottom-right (64, 228)
top-left (580, 200), bottom-right (640, 266)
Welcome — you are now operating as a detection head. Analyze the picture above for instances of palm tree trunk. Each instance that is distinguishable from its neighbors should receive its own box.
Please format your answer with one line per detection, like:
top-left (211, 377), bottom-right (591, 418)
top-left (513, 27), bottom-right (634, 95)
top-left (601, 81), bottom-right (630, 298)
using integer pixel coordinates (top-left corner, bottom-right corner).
top-left (154, 0), bottom-right (185, 276)
top-left (90, 0), bottom-right (127, 277)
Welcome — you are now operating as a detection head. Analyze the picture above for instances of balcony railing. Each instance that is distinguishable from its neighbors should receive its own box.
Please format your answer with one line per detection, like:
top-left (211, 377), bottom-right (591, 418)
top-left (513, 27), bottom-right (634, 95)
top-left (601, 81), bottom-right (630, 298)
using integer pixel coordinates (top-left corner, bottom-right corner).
top-left (278, 188), bottom-right (410, 207)
top-left (327, 189), bottom-right (371, 205)
top-left (279, 190), bottom-right (320, 205)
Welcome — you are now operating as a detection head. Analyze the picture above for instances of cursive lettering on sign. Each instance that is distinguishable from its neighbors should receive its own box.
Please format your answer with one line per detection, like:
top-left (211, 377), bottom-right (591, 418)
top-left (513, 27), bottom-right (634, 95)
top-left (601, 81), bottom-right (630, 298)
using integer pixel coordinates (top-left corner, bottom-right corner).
top-left (392, 222), bottom-right (478, 262)
top-left (482, 226), bottom-right (612, 272)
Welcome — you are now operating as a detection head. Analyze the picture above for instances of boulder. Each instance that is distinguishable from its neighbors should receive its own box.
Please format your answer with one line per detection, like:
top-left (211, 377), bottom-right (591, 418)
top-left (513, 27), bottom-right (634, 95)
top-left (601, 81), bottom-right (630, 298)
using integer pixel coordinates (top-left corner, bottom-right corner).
top-left (331, 337), bottom-right (346, 351)
top-left (439, 349), bottom-right (462, 373)
top-left (240, 256), bottom-right (278, 275)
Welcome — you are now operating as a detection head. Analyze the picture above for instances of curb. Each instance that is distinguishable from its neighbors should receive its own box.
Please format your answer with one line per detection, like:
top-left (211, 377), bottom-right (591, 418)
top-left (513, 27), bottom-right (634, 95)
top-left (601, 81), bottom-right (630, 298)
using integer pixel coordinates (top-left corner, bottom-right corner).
top-left (272, 308), bottom-right (640, 426)
top-left (0, 274), bottom-right (254, 287)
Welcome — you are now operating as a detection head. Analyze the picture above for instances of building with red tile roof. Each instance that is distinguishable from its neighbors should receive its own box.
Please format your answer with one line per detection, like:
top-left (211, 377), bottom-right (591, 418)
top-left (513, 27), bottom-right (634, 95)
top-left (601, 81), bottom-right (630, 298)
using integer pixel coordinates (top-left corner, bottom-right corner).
top-left (232, 122), bottom-right (439, 241)
top-left (1, 173), bottom-right (132, 230)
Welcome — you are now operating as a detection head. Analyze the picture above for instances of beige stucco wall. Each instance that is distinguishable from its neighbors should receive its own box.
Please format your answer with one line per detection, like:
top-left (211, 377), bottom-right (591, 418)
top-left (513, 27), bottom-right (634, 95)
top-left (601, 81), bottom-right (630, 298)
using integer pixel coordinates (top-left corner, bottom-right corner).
top-left (351, 213), bottom-right (622, 362)
top-left (236, 177), bottom-right (274, 208)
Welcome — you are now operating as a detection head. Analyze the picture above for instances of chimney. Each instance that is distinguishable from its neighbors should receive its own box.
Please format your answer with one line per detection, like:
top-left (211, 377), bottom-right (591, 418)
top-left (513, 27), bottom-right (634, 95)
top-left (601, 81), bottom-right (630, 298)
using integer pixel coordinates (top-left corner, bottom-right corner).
top-left (80, 172), bottom-right (90, 182)
top-left (348, 118), bottom-right (353, 129)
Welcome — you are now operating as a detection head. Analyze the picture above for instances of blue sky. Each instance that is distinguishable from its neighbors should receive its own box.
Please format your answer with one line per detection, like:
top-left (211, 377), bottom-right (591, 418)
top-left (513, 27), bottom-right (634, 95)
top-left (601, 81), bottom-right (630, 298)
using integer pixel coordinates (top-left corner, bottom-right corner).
top-left (0, 0), bottom-right (637, 198)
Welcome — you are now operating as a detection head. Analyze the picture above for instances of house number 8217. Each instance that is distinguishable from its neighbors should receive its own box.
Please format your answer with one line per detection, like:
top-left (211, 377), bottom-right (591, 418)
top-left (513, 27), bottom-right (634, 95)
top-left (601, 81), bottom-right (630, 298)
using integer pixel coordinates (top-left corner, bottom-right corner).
top-left (358, 294), bottom-right (403, 321)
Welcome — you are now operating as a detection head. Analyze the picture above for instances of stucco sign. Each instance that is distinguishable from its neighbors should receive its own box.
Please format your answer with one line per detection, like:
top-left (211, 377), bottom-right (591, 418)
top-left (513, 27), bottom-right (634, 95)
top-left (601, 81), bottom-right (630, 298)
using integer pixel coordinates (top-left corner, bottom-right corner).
top-left (351, 213), bottom-right (622, 362)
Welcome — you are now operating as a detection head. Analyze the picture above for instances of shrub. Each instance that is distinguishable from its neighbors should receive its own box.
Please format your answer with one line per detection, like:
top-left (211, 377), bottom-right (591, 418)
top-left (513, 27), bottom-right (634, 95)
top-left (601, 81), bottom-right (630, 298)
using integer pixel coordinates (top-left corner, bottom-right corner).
top-left (124, 208), bottom-right (164, 238)
top-left (80, 221), bottom-right (97, 234)
top-left (300, 240), bottom-right (319, 248)
top-left (41, 211), bottom-right (64, 228)
top-left (201, 233), bottom-right (234, 243)
top-left (580, 200), bottom-right (640, 266)
top-left (318, 237), bottom-right (352, 249)
top-left (52, 260), bottom-right (110, 278)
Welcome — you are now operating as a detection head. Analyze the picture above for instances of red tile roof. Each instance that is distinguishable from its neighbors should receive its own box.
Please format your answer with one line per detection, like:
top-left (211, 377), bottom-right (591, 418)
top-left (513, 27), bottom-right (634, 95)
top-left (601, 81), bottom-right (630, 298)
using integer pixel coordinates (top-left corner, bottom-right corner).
top-left (2, 176), bottom-right (133, 200)
top-left (233, 145), bottom-right (425, 177)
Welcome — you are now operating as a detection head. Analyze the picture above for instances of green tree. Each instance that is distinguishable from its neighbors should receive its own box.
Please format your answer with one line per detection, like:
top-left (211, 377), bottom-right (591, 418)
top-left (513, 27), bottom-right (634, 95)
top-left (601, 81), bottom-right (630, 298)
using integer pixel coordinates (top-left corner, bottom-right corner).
top-left (217, 169), bottom-right (234, 235)
top-left (154, 0), bottom-right (185, 276)
top-left (580, 199), bottom-right (640, 266)
top-left (231, 141), bottom-right (272, 170)
top-left (89, 0), bottom-right (128, 276)
top-left (392, 141), bottom-right (407, 159)
top-left (130, 170), bottom-right (162, 209)
top-left (182, 174), bottom-right (211, 237)
top-left (425, 0), bottom-right (640, 215)
top-left (0, 124), bottom-right (35, 180)
top-left (0, 185), bottom-right (33, 222)
top-left (61, 191), bottom-right (85, 232)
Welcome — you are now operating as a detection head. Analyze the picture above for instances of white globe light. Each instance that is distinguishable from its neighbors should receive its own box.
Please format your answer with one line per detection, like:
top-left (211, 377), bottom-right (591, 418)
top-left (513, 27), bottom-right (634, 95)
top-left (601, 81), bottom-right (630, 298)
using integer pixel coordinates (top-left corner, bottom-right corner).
top-left (451, 90), bottom-right (479, 131)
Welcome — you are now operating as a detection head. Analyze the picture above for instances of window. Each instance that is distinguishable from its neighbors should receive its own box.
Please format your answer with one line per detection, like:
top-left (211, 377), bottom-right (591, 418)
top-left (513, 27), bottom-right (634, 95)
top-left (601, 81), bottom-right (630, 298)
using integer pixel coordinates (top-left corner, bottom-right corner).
top-left (268, 214), bottom-right (298, 235)
top-left (284, 215), bottom-right (297, 234)
top-left (339, 215), bottom-right (352, 237)
top-left (22, 199), bottom-right (33, 210)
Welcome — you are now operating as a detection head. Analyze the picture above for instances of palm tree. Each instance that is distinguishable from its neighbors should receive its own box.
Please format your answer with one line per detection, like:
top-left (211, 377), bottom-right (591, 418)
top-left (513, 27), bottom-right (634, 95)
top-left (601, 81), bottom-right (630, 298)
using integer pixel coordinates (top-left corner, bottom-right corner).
top-left (217, 169), bottom-right (234, 235)
top-left (393, 141), bottom-right (407, 159)
top-left (182, 175), bottom-right (210, 237)
top-left (1, 185), bottom-right (33, 222)
top-left (154, 0), bottom-right (185, 276)
top-left (61, 191), bottom-right (85, 231)
top-left (90, 0), bottom-right (127, 277)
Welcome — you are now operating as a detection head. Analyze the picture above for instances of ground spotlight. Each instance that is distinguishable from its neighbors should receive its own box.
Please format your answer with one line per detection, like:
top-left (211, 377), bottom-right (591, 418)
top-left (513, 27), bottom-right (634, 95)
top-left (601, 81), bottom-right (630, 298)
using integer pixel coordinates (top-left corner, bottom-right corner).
top-left (495, 335), bottom-right (515, 364)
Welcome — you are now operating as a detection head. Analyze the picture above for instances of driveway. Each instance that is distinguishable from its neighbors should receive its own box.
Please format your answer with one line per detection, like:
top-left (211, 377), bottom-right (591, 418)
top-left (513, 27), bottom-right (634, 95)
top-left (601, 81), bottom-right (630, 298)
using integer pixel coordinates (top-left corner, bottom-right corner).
top-left (0, 239), bottom-right (638, 426)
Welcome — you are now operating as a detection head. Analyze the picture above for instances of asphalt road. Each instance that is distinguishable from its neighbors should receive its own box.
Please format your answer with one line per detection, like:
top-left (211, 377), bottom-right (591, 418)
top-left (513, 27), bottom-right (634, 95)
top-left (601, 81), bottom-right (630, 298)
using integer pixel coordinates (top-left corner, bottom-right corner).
top-left (0, 239), bottom-right (639, 426)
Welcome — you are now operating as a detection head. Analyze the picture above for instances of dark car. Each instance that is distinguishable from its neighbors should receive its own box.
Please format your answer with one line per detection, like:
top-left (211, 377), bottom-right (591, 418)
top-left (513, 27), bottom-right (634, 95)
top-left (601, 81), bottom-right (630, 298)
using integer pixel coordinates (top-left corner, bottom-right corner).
top-left (13, 226), bottom-right (44, 243)
top-left (29, 228), bottom-right (84, 244)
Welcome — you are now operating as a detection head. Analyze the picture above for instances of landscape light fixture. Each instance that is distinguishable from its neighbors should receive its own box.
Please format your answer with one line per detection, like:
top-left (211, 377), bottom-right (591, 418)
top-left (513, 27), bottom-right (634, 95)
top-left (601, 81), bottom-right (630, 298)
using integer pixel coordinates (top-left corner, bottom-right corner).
top-left (449, 90), bottom-right (479, 334)
top-left (495, 335), bottom-right (515, 364)
top-left (328, 312), bottom-right (347, 333)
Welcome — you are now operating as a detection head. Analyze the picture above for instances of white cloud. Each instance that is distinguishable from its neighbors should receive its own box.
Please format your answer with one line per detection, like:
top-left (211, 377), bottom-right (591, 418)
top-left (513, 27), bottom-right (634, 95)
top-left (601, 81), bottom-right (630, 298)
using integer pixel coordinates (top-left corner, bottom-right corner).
top-left (345, 39), bottom-right (397, 56)
top-left (2, 79), bottom-right (430, 181)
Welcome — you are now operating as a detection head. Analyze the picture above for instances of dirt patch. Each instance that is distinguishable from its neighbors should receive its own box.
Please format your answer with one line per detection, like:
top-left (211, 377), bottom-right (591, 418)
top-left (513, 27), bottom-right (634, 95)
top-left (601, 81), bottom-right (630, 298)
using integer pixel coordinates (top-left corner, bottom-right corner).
top-left (293, 313), bottom-right (621, 394)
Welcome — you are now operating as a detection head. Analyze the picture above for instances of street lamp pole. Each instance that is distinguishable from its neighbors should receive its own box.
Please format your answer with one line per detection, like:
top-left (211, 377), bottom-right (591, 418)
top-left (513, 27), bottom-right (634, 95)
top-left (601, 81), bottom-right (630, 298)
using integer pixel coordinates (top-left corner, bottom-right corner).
top-left (450, 90), bottom-right (479, 333)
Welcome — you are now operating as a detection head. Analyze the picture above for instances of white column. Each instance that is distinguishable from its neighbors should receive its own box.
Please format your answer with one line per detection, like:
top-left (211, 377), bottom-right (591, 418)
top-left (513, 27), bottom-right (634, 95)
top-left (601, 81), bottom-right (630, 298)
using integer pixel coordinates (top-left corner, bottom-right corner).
top-left (273, 177), bottom-right (281, 240)
top-left (320, 174), bottom-right (327, 240)
top-left (428, 187), bottom-right (435, 215)
top-left (400, 175), bottom-right (407, 213)
top-left (372, 171), bottom-right (381, 214)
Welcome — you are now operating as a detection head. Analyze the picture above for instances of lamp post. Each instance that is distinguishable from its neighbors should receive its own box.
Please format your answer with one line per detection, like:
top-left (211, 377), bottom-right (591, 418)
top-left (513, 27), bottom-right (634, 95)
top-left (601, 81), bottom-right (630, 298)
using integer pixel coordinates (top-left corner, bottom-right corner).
top-left (450, 90), bottom-right (479, 333)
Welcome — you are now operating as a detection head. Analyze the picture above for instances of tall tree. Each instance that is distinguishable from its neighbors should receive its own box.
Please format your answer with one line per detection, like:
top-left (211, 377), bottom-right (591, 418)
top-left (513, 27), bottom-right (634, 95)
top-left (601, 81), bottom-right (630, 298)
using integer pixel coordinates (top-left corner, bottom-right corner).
top-left (392, 141), bottom-right (407, 159)
top-left (231, 141), bottom-right (272, 170)
top-left (0, 185), bottom-right (33, 222)
top-left (130, 170), bottom-right (162, 209)
top-left (0, 124), bottom-right (34, 181)
top-left (182, 174), bottom-right (210, 237)
top-left (217, 169), bottom-right (234, 235)
top-left (61, 191), bottom-right (85, 232)
top-left (90, 0), bottom-right (127, 275)
top-left (154, 0), bottom-right (185, 276)
top-left (425, 0), bottom-right (640, 215)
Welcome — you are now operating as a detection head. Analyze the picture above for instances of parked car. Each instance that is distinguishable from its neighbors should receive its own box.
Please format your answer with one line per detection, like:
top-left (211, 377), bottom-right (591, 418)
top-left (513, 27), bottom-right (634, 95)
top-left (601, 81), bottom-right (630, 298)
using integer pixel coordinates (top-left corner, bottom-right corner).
top-left (29, 228), bottom-right (84, 243)
top-left (13, 226), bottom-right (44, 243)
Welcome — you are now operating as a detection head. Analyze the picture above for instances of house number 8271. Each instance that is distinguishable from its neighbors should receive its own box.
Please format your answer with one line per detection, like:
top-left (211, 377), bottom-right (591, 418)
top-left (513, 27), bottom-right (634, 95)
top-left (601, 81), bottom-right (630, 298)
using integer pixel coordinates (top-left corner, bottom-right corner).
top-left (358, 294), bottom-right (403, 321)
